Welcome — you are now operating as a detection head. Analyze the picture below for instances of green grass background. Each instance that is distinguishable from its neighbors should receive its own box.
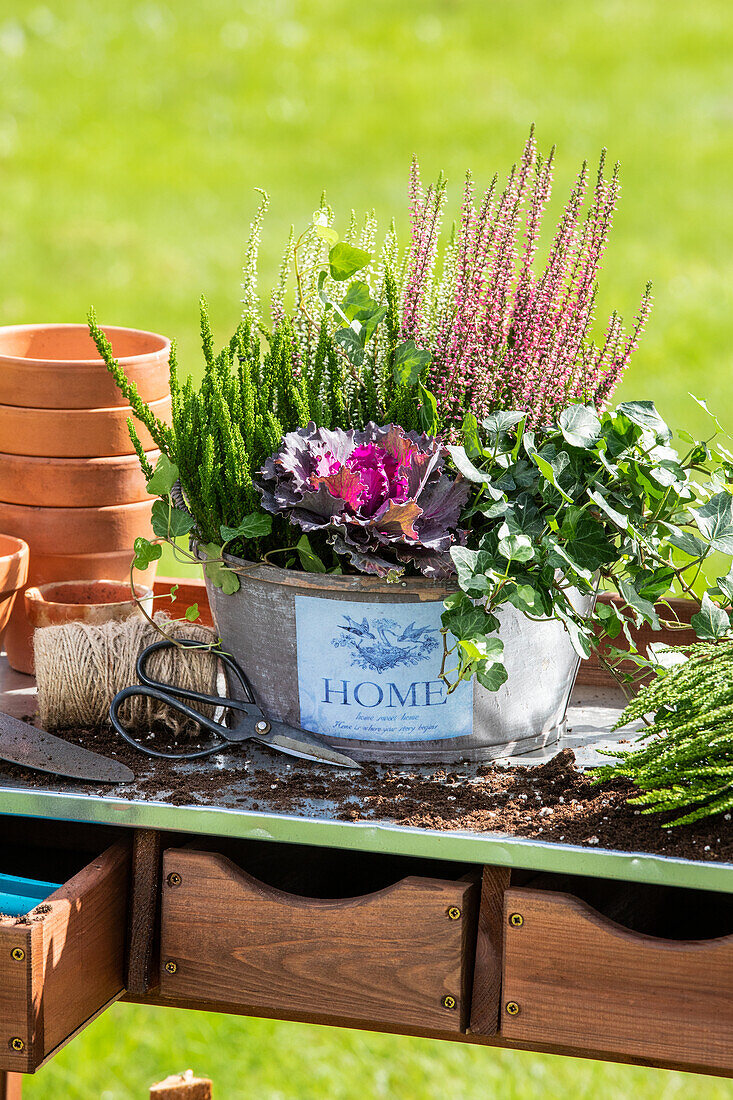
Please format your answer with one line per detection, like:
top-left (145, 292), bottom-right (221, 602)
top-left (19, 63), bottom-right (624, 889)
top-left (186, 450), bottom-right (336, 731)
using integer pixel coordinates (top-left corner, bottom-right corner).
top-left (2, 0), bottom-right (731, 1094)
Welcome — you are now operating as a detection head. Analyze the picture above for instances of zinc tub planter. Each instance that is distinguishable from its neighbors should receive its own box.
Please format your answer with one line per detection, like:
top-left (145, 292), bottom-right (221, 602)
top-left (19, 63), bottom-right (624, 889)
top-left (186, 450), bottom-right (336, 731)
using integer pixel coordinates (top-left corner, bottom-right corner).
top-left (202, 553), bottom-right (593, 763)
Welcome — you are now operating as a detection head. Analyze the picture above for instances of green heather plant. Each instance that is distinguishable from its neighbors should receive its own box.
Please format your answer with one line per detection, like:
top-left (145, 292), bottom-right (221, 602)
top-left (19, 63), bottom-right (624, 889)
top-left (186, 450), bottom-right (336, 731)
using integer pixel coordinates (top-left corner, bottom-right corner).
top-left (597, 640), bottom-right (733, 826)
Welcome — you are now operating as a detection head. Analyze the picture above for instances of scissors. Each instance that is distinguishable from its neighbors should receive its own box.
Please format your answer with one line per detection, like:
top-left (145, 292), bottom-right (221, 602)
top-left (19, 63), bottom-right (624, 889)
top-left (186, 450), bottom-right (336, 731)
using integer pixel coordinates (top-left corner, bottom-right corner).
top-left (109, 638), bottom-right (360, 768)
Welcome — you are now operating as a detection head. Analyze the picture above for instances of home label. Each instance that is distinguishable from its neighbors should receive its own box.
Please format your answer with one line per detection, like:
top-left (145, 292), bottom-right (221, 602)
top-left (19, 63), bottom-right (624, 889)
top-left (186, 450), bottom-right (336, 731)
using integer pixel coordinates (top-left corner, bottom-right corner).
top-left (295, 594), bottom-right (473, 742)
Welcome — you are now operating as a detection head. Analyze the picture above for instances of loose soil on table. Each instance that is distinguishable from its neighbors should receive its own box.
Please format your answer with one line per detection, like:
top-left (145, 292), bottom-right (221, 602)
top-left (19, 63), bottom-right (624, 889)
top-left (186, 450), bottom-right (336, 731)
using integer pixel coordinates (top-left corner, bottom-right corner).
top-left (3, 719), bottom-right (731, 863)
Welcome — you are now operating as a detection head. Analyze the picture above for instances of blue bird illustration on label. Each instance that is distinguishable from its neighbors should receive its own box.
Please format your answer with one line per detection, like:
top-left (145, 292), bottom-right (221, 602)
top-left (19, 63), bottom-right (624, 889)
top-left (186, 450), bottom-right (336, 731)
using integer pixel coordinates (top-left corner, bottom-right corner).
top-left (295, 595), bottom-right (473, 742)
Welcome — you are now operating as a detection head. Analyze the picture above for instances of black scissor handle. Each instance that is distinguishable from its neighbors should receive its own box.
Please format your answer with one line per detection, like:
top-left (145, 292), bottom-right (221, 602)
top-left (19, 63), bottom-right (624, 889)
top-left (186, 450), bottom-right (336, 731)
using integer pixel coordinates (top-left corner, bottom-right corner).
top-left (109, 684), bottom-right (230, 761)
top-left (136, 637), bottom-right (256, 710)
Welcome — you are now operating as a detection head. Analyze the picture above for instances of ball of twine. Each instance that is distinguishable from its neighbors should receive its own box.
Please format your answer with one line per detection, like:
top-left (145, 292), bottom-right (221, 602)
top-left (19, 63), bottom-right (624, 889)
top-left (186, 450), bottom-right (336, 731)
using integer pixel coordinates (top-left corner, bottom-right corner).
top-left (34, 612), bottom-right (220, 738)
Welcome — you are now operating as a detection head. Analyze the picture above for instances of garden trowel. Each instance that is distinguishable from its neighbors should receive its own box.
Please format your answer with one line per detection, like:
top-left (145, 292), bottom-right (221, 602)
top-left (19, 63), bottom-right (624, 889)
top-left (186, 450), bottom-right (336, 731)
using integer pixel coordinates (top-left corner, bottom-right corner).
top-left (0, 709), bottom-right (134, 784)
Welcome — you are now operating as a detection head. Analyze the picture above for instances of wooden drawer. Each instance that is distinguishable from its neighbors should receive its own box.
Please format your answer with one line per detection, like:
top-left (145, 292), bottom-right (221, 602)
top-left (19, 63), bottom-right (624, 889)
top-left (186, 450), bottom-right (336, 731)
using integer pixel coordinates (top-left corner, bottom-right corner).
top-left (159, 847), bottom-right (482, 1034)
top-left (500, 885), bottom-right (733, 1075)
top-left (0, 841), bottom-right (129, 1073)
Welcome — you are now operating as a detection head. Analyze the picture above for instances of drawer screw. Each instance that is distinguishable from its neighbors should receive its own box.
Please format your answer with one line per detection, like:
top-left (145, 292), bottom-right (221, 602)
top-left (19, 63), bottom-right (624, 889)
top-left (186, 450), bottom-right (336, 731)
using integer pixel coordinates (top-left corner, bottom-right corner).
top-left (446, 906), bottom-right (461, 920)
top-left (505, 1001), bottom-right (520, 1016)
top-left (164, 960), bottom-right (178, 975)
top-left (441, 995), bottom-right (457, 1010)
top-left (10, 948), bottom-right (25, 962)
top-left (509, 912), bottom-right (524, 928)
top-left (9, 1038), bottom-right (25, 1052)
top-left (167, 872), bottom-right (182, 888)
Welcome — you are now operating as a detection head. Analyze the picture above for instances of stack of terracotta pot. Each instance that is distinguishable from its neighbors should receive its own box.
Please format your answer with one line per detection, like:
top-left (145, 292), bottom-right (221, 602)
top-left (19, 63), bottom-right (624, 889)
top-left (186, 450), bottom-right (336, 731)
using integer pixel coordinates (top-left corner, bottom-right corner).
top-left (0, 323), bottom-right (171, 673)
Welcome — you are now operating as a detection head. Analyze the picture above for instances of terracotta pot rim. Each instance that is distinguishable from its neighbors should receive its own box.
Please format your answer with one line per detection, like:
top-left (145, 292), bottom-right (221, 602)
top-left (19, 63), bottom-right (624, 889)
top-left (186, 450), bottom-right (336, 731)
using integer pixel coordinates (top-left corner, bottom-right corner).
top-left (0, 449), bottom-right (158, 467)
top-left (25, 578), bottom-right (152, 610)
top-left (0, 533), bottom-right (29, 566)
top-left (0, 323), bottom-right (170, 366)
top-left (0, 394), bottom-right (170, 416)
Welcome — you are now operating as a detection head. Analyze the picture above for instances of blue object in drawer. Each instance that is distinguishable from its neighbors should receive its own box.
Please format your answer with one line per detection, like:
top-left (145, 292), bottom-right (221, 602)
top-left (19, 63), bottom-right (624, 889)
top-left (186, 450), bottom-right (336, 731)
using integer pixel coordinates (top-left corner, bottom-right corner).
top-left (0, 872), bottom-right (61, 917)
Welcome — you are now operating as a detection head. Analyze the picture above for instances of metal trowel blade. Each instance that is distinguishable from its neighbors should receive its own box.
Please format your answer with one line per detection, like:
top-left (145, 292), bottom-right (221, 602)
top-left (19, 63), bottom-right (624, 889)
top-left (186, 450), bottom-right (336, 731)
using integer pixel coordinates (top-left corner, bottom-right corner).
top-left (0, 710), bottom-right (134, 784)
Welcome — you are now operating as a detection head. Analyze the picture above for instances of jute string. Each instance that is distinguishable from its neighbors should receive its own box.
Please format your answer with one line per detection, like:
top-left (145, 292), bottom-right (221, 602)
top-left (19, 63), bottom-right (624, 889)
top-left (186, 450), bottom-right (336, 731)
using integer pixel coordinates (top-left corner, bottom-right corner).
top-left (34, 612), bottom-right (219, 736)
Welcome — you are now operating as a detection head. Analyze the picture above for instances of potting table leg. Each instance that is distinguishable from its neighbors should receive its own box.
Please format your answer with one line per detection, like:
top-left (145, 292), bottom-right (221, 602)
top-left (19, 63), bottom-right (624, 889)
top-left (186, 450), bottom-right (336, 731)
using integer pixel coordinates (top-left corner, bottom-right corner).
top-left (0, 1072), bottom-right (22, 1100)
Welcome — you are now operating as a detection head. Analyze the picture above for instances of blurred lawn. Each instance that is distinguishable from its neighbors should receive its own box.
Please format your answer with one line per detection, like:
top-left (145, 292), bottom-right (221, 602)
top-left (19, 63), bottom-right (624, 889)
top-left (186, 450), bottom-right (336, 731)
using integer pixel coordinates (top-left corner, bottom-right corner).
top-left (26, 1004), bottom-right (733, 1099)
top-left (3, 0), bottom-right (732, 1094)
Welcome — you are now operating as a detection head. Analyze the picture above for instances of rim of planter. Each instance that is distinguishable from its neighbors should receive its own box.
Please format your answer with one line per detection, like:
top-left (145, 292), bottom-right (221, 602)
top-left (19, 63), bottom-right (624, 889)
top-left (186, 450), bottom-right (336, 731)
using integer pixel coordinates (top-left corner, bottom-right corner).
top-left (0, 323), bottom-right (171, 409)
top-left (207, 545), bottom-right (458, 598)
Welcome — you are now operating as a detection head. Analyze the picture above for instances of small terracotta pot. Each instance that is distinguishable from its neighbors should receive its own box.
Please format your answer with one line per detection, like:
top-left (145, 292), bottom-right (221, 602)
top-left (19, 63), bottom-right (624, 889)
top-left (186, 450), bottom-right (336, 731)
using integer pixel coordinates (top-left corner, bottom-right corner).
top-left (0, 499), bottom-right (154, 555)
top-left (4, 548), bottom-right (158, 674)
top-left (25, 579), bottom-right (153, 630)
top-left (0, 450), bottom-right (158, 507)
top-left (0, 395), bottom-right (171, 457)
top-left (0, 323), bottom-right (170, 409)
top-left (0, 534), bottom-right (29, 637)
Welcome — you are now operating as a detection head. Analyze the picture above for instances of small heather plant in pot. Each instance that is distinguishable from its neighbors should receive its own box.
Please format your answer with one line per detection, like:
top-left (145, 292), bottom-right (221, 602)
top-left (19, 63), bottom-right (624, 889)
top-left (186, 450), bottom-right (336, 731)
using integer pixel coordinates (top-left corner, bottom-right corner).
top-left (92, 130), bottom-right (733, 702)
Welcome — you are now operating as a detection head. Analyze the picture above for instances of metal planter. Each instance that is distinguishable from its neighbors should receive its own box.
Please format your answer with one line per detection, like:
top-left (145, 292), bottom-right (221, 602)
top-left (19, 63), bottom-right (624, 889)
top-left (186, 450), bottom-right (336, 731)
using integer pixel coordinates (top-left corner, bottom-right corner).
top-left (202, 552), bottom-right (593, 764)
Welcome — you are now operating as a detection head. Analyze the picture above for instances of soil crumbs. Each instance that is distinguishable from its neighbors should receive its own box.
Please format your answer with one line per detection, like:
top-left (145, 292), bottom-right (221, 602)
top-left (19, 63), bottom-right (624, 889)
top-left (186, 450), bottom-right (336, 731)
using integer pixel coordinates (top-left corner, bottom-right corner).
top-left (2, 721), bottom-right (731, 864)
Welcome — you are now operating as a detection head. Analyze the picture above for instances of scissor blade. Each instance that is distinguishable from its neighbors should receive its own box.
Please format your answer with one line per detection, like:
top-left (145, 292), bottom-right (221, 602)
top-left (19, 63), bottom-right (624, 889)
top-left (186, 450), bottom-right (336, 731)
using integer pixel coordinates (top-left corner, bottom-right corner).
top-left (0, 710), bottom-right (134, 784)
top-left (257, 722), bottom-right (360, 769)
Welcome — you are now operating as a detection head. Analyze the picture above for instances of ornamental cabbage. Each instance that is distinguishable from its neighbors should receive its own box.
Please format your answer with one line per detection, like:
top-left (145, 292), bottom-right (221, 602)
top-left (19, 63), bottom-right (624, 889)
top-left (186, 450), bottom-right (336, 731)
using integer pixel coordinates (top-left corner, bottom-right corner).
top-left (258, 423), bottom-right (468, 577)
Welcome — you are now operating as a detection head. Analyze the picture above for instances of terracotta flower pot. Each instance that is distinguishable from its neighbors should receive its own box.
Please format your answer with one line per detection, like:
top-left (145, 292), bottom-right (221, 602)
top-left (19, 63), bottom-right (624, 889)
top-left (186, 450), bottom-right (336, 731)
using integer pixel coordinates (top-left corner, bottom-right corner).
top-left (0, 395), bottom-right (171, 457)
top-left (0, 499), bottom-right (154, 556)
top-left (0, 450), bottom-right (159, 507)
top-left (25, 579), bottom-right (153, 630)
top-left (0, 534), bottom-right (29, 637)
top-left (4, 548), bottom-right (158, 675)
top-left (0, 323), bottom-right (170, 409)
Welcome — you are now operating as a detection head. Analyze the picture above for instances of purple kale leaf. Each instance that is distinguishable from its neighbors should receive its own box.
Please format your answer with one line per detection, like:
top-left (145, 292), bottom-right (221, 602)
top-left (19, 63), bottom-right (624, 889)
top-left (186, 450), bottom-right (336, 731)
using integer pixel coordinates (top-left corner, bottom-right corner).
top-left (258, 422), bottom-right (468, 577)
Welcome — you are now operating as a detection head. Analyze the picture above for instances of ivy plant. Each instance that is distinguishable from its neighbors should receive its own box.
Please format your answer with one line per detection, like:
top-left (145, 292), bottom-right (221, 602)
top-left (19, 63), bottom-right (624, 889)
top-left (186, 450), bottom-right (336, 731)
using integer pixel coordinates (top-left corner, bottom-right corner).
top-left (441, 400), bottom-right (733, 694)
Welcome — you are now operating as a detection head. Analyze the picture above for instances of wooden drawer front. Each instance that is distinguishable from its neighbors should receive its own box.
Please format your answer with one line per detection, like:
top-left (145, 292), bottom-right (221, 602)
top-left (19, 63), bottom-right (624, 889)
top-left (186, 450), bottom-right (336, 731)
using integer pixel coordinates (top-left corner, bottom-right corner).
top-left (501, 887), bottom-right (733, 1074)
top-left (160, 849), bottom-right (479, 1033)
top-left (0, 843), bottom-right (129, 1073)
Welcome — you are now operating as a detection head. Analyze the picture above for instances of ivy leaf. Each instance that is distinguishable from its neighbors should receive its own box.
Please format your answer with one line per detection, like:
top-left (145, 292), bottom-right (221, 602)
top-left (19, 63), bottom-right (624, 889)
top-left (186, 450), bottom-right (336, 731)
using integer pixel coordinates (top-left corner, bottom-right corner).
top-left (313, 224), bottom-right (339, 246)
top-left (482, 410), bottom-right (524, 438)
top-left (507, 583), bottom-right (550, 618)
top-left (587, 487), bottom-right (628, 530)
top-left (667, 529), bottom-right (707, 558)
top-left (220, 512), bottom-right (273, 544)
top-left (462, 411), bottom-right (482, 459)
top-left (477, 662), bottom-right (509, 692)
top-left (341, 281), bottom-right (379, 322)
top-left (151, 499), bottom-right (196, 539)
top-left (334, 326), bottom-right (366, 366)
top-left (442, 599), bottom-right (498, 642)
top-left (497, 520), bottom-right (534, 563)
top-left (363, 306), bottom-right (387, 341)
top-left (448, 445), bottom-right (502, 493)
top-left (618, 578), bottom-right (660, 630)
top-left (595, 600), bottom-right (624, 639)
top-left (200, 543), bottom-right (241, 594)
top-left (184, 603), bottom-right (200, 622)
top-left (328, 242), bottom-right (371, 281)
top-left (133, 537), bottom-right (162, 571)
top-left (616, 401), bottom-right (672, 443)
top-left (691, 593), bottom-right (731, 640)
top-left (559, 507), bottom-right (616, 572)
top-left (296, 533), bottom-right (327, 573)
top-left (531, 449), bottom-right (573, 503)
top-left (558, 404), bottom-right (602, 449)
top-left (689, 393), bottom-right (725, 434)
top-left (694, 491), bottom-right (733, 553)
top-left (392, 340), bottom-right (431, 387)
top-left (145, 453), bottom-right (179, 497)
top-left (460, 634), bottom-right (505, 667)
top-left (716, 568), bottom-right (733, 602)
top-left (417, 382), bottom-right (438, 436)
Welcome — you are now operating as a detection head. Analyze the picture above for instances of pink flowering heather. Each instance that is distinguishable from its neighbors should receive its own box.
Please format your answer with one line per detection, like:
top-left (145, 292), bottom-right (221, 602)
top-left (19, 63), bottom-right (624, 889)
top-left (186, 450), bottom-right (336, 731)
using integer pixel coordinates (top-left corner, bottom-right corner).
top-left (398, 129), bottom-right (652, 432)
top-left (258, 423), bottom-right (469, 577)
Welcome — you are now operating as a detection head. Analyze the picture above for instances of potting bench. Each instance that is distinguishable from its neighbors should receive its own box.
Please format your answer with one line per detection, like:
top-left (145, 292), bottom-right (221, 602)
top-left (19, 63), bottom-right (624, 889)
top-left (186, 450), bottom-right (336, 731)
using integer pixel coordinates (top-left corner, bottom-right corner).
top-left (0, 581), bottom-right (731, 1093)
